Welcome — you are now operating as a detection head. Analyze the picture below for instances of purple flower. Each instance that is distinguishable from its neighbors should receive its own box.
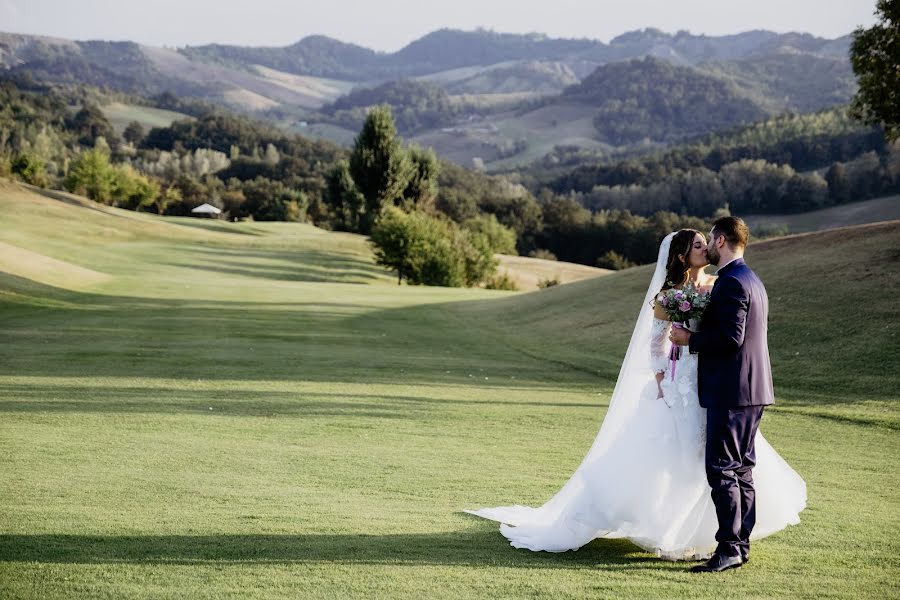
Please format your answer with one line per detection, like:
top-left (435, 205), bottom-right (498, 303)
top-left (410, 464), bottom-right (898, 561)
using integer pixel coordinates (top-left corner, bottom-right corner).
top-left (679, 300), bottom-right (692, 312)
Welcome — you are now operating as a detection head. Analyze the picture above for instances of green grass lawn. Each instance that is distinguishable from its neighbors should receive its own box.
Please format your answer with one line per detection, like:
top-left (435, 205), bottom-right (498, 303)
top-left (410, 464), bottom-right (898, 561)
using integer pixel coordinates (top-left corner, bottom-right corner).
top-left (1, 182), bottom-right (898, 598)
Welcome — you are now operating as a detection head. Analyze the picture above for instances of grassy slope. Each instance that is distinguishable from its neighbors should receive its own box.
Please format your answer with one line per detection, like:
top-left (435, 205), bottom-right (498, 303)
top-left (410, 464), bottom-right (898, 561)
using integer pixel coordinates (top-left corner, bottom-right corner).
top-left (744, 195), bottom-right (900, 234)
top-left (495, 254), bottom-right (610, 291)
top-left (457, 222), bottom-right (900, 427)
top-left (0, 182), bottom-right (898, 599)
top-left (101, 103), bottom-right (194, 136)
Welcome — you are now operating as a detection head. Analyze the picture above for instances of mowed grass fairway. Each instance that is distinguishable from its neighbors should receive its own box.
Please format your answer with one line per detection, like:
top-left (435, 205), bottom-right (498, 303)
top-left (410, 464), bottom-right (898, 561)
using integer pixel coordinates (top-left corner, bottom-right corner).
top-left (0, 181), bottom-right (898, 599)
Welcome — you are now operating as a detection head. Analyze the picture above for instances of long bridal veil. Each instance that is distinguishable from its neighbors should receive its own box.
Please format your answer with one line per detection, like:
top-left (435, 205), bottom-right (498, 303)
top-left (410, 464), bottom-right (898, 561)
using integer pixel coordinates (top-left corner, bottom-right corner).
top-left (464, 233), bottom-right (677, 550)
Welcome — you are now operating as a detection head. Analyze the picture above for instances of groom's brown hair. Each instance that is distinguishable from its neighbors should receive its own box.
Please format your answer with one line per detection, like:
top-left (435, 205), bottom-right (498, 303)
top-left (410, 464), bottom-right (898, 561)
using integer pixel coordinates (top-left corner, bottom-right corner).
top-left (711, 216), bottom-right (749, 250)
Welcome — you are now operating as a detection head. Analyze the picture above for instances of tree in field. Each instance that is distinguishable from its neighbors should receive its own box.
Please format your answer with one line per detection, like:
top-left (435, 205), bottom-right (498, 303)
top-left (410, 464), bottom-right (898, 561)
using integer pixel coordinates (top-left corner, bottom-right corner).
top-left (400, 145), bottom-right (440, 210)
top-left (155, 184), bottom-right (182, 215)
top-left (370, 207), bottom-right (497, 287)
top-left (462, 214), bottom-right (517, 254)
top-left (65, 147), bottom-right (116, 203)
top-left (112, 165), bottom-right (160, 211)
top-left (69, 104), bottom-right (118, 147)
top-left (825, 163), bottom-right (850, 204)
top-left (325, 160), bottom-right (366, 232)
top-left (349, 106), bottom-right (413, 234)
top-left (11, 153), bottom-right (48, 187)
top-left (123, 121), bottom-right (146, 145)
top-left (457, 229), bottom-right (497, 287)
top-left (850, 0), bottom-right (900, 140)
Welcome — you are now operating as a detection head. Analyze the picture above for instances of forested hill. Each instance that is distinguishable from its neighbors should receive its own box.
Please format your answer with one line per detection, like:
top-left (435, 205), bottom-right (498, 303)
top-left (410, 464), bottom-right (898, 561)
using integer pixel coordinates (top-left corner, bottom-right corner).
top-left (563, 57), bottom-right (769, 145)
top-left (180, 35), bottom-right (382, 80)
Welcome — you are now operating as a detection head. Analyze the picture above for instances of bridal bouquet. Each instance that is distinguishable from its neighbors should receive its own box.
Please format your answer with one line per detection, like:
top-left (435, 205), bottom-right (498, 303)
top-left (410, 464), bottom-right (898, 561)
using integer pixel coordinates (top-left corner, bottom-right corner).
top-left (655, 284), bottom-right (710, 379)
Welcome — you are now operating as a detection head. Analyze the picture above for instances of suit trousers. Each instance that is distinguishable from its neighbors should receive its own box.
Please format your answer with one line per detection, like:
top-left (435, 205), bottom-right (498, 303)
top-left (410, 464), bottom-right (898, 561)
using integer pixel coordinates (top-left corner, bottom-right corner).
top-left (705, 405), bottom-right (765, 558)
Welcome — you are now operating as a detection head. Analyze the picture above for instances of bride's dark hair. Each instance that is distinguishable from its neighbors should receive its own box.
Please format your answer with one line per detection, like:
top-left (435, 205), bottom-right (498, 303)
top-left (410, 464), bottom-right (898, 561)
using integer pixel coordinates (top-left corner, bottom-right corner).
top-left (661, 229), bottom-right (702, 291)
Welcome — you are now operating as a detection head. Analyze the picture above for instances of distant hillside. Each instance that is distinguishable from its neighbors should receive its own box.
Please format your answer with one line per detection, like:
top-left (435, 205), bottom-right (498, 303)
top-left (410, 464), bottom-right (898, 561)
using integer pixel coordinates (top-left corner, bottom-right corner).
top-left (100, 102), bottom-right (193, 136)
top-left (564, 56), bottom-right (767, 145)
top-left (589, 28), bottom-right (850, 66)
top-left (384, 29), bottom-right (596, 76)
top-left (322, 79), bottom-right (456, 134)
top-left (172, 28), bottom-right (853, 82)
top-left (436, 60), bottom-right (579, 95)
top-left (0, 33), bottom-right (352, 111)
top-left (702, 51), bottom-right (857, 114)
top-left (0, 35), bottom-right (206, 97)
top-left (180, 35), bottom-right (382, 80)
top-left (0, 27), bottom-right (859, 168)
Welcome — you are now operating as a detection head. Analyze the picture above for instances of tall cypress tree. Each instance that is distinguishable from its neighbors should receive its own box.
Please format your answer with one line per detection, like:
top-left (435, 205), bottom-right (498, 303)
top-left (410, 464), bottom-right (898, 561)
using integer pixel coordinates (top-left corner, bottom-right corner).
top-left (349, 105), bottom-right (412, 234)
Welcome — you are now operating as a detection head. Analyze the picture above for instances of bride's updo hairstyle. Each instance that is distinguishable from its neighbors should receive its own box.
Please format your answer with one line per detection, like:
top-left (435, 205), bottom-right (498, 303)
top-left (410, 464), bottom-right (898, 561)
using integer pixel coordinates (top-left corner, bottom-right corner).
top-left (662, 229), bottom-right (701, 290)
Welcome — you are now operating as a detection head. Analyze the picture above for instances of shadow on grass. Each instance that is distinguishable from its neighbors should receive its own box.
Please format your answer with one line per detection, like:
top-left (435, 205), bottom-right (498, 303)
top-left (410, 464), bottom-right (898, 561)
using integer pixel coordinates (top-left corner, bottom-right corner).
top-left (162, 260), bottom-right (382, 283)
top-left (183, 245), bottom-right (392, 278)
top-left (0, 273), bottom-right (590, 388)
top-left (0, 530), bottom-right (660, 570)
top-left (162, 219), bottom-right (264, 236)
top-left (0, 386), bottom-right (600, 416)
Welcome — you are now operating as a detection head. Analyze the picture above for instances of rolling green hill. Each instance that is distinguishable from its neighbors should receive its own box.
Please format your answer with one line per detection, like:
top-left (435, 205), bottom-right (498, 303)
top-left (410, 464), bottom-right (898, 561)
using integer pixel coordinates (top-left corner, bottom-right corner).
top-left (0, 182), bottom-right (897, 598)
top-left (100, 102), bottom-right (194, 136)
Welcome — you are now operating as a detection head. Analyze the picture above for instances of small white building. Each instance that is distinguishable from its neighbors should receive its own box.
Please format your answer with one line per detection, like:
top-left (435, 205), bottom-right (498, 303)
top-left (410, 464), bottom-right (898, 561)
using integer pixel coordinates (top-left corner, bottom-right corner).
top-left (191, 203), bottom-right (222, 218)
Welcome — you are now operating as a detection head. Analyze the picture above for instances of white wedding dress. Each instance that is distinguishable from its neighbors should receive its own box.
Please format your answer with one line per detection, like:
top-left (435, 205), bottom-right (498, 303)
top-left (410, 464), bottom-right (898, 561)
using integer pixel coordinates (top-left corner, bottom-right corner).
top-left (466, 233), bottom-right (807, 560)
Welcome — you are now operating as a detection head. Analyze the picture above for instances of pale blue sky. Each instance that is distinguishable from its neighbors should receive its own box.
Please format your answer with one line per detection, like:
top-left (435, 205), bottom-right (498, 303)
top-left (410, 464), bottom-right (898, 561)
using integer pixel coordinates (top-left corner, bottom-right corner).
top-left (1, 0), bottom-right (879, 52)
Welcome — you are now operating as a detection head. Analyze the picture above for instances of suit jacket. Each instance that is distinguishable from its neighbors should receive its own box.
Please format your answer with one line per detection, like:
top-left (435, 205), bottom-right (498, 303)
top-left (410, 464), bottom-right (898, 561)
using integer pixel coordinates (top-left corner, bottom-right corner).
top-left (688, 258), bottom-right (775, 408)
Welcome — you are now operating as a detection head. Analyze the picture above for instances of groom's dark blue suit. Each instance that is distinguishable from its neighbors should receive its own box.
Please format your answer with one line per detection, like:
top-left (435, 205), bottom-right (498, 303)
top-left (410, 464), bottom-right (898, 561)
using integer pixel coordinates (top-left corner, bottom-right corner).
top-left (688, 257), bottom-right (774, 560)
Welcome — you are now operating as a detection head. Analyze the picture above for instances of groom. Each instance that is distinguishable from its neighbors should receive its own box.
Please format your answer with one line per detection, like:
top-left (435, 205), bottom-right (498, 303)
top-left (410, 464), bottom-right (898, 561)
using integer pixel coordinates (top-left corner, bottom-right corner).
top-left (670, 216), bottom-right (774, 573)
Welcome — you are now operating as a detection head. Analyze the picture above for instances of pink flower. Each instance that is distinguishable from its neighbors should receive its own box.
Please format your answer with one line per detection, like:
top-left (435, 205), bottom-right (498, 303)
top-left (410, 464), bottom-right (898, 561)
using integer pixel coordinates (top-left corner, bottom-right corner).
top-left (679, 300), bottom-right (691, 312)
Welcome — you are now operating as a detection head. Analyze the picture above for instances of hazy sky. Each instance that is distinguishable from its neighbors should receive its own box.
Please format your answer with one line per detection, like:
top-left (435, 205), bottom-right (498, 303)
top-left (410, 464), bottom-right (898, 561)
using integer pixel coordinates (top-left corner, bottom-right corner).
top-left (1, 0), bottom-right (879, 52)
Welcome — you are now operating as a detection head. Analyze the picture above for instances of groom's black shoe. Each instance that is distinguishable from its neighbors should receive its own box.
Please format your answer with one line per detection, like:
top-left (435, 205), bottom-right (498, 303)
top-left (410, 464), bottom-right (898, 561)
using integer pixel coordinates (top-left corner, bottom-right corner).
top-left (689, 553), bottom-right (743, 573)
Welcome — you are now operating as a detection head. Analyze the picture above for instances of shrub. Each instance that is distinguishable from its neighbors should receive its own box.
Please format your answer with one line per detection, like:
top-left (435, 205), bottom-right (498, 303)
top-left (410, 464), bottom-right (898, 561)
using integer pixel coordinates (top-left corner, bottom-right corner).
top-left (65, 148), bottom-right (116, 202)
top-left (595, 250), bottom-right (635, 270)
top-left (370, 207), bottom-right (498, 287)
top-left (537, 277), bottom-right (561, 289)
top-left (462, 214), bottom-right (517, 254)
top-left (11, 153), bottom-right (48, 187)
top-left (528, 248), bottom-right (558, 261)
top-left (484, 272), bottom-right (520, 291)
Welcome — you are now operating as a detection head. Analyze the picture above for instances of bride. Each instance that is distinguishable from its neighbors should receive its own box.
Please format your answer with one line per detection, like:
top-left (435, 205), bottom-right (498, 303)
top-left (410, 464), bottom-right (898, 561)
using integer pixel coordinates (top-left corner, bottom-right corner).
top-left (466, 230), bottom-right (806, 560)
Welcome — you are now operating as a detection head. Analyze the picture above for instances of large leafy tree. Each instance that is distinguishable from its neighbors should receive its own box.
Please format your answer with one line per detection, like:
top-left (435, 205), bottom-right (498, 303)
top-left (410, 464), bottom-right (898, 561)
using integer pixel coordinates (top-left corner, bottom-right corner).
top-left (65, 147), bottom-right (116, 202)
top-left (68, 103), bottom-right (118, 147)
top-left (850, 0), bottom-right (900, 140)
top-left (370, 207), bottom-right (497, 287)
top-left (349, 105), bottom-right (413, 234)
